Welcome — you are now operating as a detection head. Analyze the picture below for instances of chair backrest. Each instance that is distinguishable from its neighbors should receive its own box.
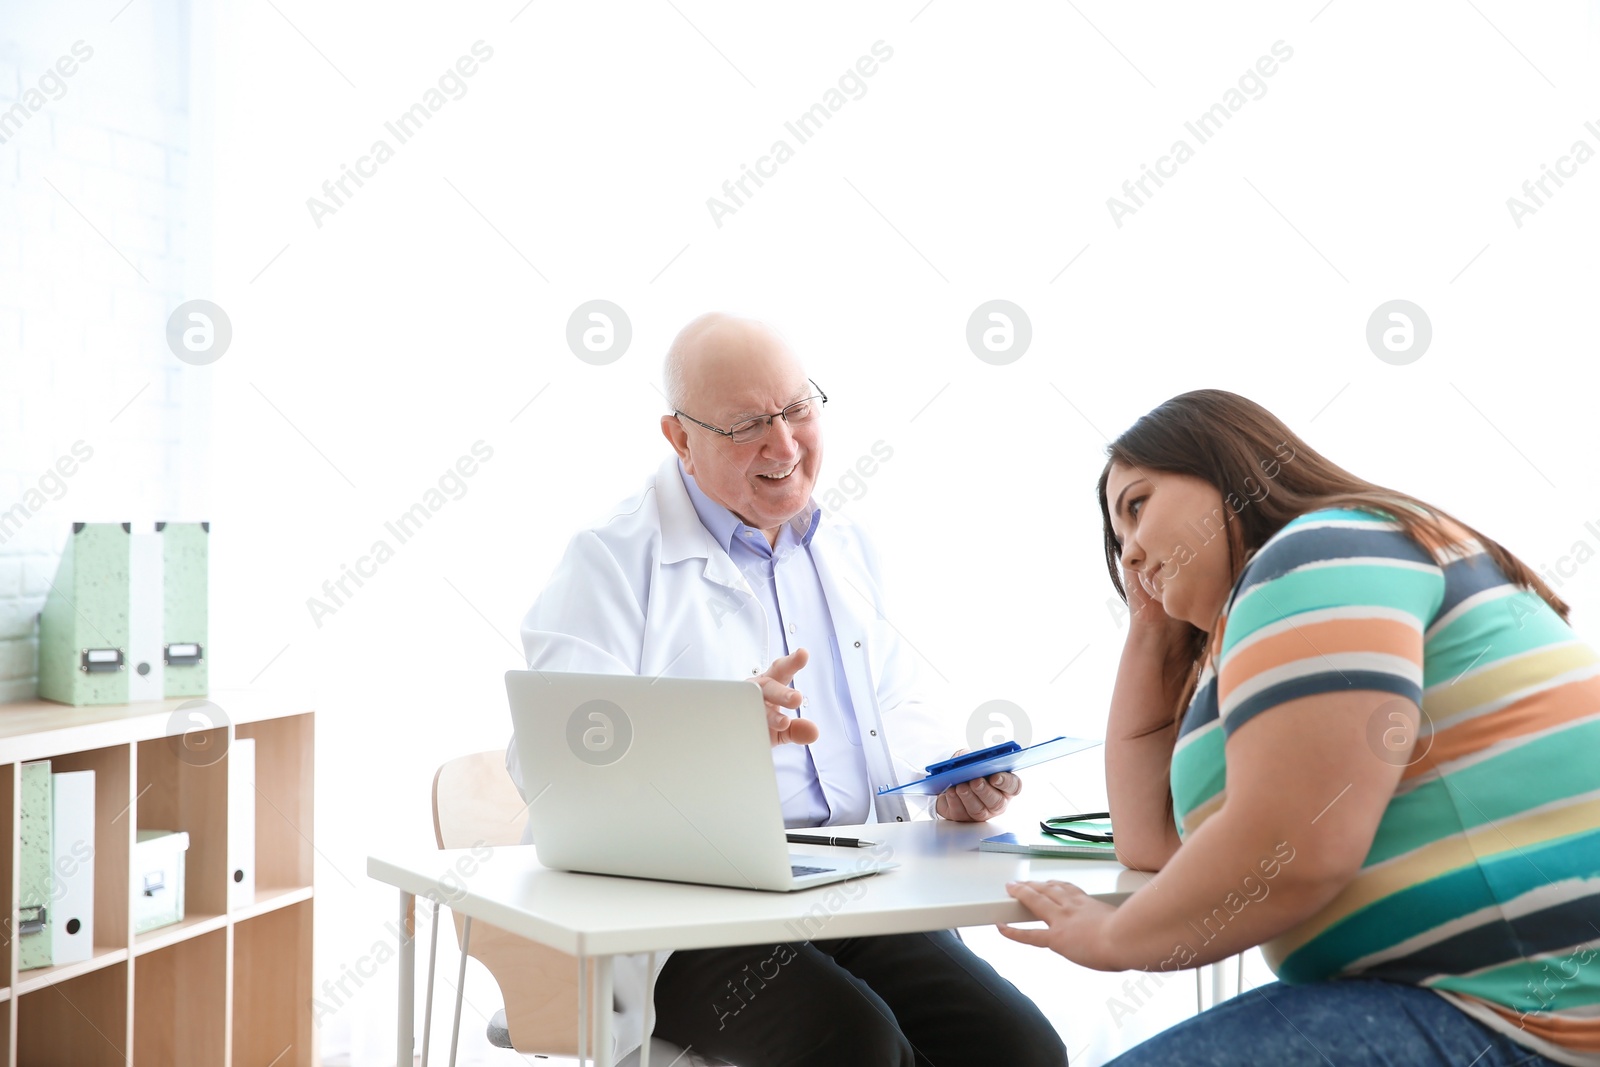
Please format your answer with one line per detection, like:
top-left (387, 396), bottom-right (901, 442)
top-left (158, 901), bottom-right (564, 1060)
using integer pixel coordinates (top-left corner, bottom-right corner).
top-left (432, 750), bottom-right (529, 849)
top-left (431, 751), bottom-right (583, 1055)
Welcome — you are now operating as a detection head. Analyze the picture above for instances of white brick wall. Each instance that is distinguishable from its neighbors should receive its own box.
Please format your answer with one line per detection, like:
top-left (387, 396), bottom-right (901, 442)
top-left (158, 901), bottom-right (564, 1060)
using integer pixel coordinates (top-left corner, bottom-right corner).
top-left (0, 1), bottom-right (208, 704)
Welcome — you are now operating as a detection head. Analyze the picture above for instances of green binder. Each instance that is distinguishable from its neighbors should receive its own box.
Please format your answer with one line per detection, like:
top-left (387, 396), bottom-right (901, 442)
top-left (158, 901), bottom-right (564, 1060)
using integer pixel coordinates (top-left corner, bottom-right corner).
top-left (19, 760), bottom-right (53, 971)
top-left (159, 522), bottom-right (209, 698)
top-left (38, 523), bottom-right (131, 706)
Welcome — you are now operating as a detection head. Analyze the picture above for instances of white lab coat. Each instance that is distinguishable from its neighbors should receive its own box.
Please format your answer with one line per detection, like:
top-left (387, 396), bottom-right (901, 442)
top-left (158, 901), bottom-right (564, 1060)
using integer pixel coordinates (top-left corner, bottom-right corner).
top-left (505, 456), bottom-right (953, 1061)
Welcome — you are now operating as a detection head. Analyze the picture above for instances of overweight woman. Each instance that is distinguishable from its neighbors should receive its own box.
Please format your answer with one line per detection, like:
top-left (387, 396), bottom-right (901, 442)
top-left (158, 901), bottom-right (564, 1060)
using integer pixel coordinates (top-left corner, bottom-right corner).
top-left (1000, 389), bottom-right (1600, 1066)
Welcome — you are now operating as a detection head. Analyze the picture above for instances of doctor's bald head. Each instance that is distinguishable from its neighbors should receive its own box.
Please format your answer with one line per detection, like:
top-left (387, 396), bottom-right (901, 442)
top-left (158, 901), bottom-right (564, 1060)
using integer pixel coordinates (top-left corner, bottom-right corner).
top-left (660, 313), bottom-right (825, 542)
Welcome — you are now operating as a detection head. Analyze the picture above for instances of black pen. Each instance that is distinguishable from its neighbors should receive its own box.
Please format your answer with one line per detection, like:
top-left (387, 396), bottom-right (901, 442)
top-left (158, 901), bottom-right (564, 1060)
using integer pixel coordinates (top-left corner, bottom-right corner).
top-left (787, 833), bottom-right (878, 848)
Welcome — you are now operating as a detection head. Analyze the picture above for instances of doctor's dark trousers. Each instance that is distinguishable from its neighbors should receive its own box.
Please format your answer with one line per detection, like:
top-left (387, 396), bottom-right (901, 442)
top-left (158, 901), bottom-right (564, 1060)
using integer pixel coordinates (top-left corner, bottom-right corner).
top-left (652, 928), bottom-right (1070, 1067)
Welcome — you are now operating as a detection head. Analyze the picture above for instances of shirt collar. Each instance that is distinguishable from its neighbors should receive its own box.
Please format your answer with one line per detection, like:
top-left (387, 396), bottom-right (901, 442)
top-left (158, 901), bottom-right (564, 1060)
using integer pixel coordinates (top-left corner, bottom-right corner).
top-left (678, 459), bottom-right (822, 556)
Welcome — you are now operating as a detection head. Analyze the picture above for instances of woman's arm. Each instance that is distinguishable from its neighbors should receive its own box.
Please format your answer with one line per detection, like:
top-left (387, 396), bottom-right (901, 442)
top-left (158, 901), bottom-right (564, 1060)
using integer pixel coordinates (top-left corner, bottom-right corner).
top-left (1105, 628), bottom-right (1186, 870)
top-left (1004, 689), bottom-right (1413, 971)
top-left (1011, 516), bottom-right (1434, 969)
top-left (1104, 563), bottom-right (1194, 871)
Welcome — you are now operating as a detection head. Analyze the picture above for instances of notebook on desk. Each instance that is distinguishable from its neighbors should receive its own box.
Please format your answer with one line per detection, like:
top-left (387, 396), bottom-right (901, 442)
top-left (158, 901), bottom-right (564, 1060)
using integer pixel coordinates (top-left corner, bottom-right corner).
top-left (979, 831), bottom-right (1121, 860)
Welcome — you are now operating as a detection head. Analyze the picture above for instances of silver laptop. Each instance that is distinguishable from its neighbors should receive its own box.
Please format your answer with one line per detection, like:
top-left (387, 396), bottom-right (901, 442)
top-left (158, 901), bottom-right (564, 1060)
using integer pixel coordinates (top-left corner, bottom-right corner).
top-left (506, 670), bottom-right (898, 892)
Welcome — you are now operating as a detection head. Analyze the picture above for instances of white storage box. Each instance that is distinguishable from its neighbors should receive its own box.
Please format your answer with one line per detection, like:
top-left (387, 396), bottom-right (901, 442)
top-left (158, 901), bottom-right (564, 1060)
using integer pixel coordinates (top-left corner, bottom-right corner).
top-left (133, 830), bottom-right (190, 934)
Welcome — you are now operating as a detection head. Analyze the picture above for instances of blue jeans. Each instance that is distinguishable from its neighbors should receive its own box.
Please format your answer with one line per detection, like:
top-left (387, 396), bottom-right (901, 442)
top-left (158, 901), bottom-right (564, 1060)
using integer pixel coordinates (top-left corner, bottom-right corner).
top-left (1104, 978), bottom-right (1565, 1066)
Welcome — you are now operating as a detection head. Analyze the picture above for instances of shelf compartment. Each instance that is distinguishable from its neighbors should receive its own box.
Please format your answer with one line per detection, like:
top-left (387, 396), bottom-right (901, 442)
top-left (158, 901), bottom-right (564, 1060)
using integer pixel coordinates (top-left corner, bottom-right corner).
top-left (233, 897), bottom-right (313, 1067)
top-left (132, 912), bottom-right (227, 958)
top-left (236, 714), bottom-right (313, 893)
top-left (17, 959), bottom-right (129, 1067)
top-left (47, 744), bottom-right (134, 951)
top-left (14, 946), bottom-right (128, 997)
top-left (133, 926), bottom-right (225, 1067)
top-left (135, 729), bottom-right (228, 920)
top-left (0, 699), bottom-right (313, 1067)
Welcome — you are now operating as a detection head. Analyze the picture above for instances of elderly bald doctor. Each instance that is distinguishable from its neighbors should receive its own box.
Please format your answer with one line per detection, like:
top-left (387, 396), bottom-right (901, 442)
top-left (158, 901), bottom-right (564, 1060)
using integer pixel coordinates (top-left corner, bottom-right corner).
top-left (505, 312), bottom-right (1067, 1067)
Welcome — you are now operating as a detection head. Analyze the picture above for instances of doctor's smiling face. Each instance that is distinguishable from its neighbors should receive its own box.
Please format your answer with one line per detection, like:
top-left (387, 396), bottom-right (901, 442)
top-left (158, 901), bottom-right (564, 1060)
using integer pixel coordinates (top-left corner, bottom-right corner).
top-left (1103, 462), bottom-right (1234, 633)
top-left (660, 313), bottom-right (823, 544)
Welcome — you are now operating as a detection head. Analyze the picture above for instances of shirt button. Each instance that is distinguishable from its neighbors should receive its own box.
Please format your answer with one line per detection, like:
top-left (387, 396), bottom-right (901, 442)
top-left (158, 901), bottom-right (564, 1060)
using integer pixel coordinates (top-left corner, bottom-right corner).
top-left (853, 641), bottom-right (861, 648)
top-left (869, 729), bottom-right (877, 737)
top-left (788, 622), bottom-right (797, 634)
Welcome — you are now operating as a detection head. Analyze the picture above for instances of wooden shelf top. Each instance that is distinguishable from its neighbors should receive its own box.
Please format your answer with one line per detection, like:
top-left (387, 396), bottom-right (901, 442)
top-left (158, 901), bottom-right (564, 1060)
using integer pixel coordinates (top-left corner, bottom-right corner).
top-left (133, 912), bottom-right (229, 957)
top-left (0, 689), bottom-right (314, 764)
top-left (233, 884), bottom-right (315, 923)
top-left (15, 947), bottom-right (129, 997)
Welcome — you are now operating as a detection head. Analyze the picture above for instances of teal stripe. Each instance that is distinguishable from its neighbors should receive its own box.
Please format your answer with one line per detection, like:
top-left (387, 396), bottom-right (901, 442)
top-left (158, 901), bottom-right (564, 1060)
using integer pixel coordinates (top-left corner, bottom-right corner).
top-left (1277, 826), bottom-right (1600, 982)
top-left (1362, 782), bottom-right (1473, 866)
top-left (1281, 508), bottom-right (1399, 529)
top-left (1432, 720), bottom-right (1600, 827)
top-left (1432, 949), bottom-right (1600, 1013)
top-left (1176, 691), bottom-right (1600, 862)
top-left (1423, 599), bottom-right (1577, 689)
top-left (1224, 564), bottom-right (1440, 654)
top-left (1171, 726), bottom-right (1225, 829)
top-left (1364, 720), bottom-right (1600, 865)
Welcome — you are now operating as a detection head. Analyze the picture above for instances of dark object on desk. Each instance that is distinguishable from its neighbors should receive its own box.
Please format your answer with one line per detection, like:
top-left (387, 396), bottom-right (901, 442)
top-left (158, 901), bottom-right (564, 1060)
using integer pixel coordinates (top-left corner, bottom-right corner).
top-left (786, 833), bottom-right (878, 849)
top-left (1041, 811), bottom-right (1114, 843)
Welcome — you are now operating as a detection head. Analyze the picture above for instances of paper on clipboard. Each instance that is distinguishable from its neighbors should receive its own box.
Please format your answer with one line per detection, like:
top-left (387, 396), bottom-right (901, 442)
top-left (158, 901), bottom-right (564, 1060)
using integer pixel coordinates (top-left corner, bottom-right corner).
top-left (876, 735), bottom-right (1103, 796)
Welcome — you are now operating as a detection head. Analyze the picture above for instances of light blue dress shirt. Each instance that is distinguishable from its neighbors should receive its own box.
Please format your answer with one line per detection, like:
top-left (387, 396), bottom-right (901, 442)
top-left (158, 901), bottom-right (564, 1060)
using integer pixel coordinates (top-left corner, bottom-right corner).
top-left (679, 461), bottom-right (872, 827)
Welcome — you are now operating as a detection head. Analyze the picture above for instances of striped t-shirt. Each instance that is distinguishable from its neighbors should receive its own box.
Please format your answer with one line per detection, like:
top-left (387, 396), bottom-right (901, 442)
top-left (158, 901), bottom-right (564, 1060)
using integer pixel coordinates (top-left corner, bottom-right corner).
top-left (1169, 506), bottom-right (1600, 1066)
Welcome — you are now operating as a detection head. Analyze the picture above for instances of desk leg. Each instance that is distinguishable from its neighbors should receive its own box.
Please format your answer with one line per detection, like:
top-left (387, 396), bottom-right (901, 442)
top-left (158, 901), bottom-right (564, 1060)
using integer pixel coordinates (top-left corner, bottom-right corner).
top-left (595, 955), bottom-right (615, 1067)
top-left (448, 917), bottom-right (473, 1067)
top-left (421, 900), bottom-right (441, 1067)
top-left (639, 952), bottom-right (655, 1067)
top-left (578, 954), bottom-right (588, 1066)
top-left (398, 891), bottom-right (415, 1067)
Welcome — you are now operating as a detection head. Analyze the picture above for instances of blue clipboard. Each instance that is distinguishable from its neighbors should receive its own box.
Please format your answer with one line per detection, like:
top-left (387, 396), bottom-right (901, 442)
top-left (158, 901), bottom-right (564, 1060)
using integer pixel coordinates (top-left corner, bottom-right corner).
top-left (876, 735), bottom-right (1103, 796)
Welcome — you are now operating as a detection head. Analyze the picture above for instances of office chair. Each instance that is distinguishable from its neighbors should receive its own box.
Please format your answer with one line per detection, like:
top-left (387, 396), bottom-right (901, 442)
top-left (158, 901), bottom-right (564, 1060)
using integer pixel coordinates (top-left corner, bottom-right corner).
top-left (429, 750), bottom-right (728, 1066)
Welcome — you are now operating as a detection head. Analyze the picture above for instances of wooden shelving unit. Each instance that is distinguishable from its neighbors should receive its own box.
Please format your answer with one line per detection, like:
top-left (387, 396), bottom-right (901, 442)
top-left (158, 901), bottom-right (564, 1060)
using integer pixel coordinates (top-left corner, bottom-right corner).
top-left (0, 690), bottom-right (314, 1066)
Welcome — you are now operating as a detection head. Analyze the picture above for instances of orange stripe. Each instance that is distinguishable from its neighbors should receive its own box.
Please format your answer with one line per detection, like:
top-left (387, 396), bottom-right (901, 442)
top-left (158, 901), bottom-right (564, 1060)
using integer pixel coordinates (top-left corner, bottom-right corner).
top-left (1479, 1000), bottom-right (1600, 1051)
top-left (1219, 616), bottom-right (1422, 705)
top-left (1404, 674), bottom-right (1600, 780)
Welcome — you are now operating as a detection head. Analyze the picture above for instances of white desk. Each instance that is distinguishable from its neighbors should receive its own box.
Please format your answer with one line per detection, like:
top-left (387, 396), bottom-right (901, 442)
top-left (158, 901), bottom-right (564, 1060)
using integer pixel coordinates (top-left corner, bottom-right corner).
top-left (369, 816), bottom-right (1154, 1067)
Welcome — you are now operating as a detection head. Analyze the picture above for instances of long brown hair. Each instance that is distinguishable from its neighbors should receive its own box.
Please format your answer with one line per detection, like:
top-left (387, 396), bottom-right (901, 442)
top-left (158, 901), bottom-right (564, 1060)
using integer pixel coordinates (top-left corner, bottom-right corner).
top-left (1096, 389), bottom-right (1571, 728)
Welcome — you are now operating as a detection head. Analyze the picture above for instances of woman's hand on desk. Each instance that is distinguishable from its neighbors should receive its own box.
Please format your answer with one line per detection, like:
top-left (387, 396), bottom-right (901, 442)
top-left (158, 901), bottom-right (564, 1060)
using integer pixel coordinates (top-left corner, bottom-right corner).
top-left (933, 751), bottom-right (1021, 821)
top-left (995, 880), bottom-right (1120, 969)
top-left (753, 648), bottom-right (821, 747)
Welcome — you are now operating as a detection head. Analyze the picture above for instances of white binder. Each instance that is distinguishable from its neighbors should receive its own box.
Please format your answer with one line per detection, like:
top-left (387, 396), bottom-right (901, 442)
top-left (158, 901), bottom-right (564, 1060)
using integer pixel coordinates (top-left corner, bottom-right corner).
top-left (51, 769), bottom-right (96, 965)
top-left (128, 531), bottom-right (165, 701)
top-left (229, 737), bottom-right (256, 908)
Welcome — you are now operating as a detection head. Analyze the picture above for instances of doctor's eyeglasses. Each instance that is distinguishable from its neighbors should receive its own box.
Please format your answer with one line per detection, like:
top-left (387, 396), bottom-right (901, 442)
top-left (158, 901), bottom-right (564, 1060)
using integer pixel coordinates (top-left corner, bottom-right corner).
top-left (674, 381), bottom-right (828, 445)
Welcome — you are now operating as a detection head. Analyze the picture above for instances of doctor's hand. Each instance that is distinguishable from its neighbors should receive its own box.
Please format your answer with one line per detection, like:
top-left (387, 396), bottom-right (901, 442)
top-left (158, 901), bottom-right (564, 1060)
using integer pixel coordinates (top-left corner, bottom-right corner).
top-left (934, 749), bottom-right (1021, 822)
top-left (753, 649), bottom-right (819, 747)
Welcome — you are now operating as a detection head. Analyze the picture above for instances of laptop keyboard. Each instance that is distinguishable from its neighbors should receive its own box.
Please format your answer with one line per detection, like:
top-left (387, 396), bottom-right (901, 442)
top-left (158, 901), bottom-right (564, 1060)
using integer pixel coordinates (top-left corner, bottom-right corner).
top-left (791, 864), bottom-right (834, 878)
